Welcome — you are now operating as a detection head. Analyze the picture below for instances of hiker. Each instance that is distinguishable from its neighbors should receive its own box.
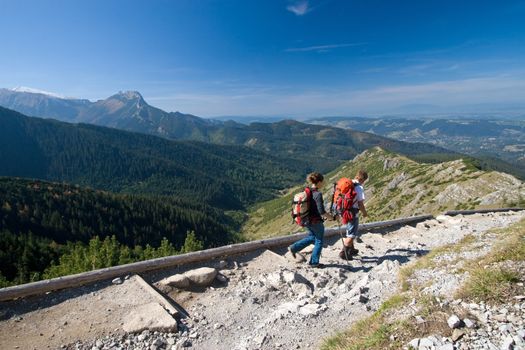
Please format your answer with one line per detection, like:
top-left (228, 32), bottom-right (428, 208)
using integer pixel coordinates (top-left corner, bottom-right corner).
top-left (288, 172), bottom-right (328, 268)
top-left (339, 169), bottom-right (368, 260)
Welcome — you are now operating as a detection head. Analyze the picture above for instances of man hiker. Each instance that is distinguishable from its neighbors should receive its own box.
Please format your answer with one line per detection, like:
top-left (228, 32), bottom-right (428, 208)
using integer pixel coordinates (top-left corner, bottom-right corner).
top-left (340, 169), bottom-right (368, 260)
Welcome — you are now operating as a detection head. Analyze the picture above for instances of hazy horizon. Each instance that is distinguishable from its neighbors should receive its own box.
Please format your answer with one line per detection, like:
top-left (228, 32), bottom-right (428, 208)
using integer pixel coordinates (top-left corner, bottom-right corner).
top-left (1, 0), bottom-right (525, 117)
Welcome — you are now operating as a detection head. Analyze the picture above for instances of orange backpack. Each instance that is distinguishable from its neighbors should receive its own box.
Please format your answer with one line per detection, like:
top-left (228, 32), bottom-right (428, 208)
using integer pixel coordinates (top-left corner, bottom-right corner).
top-left (331, 177), bottom-right (358, 224)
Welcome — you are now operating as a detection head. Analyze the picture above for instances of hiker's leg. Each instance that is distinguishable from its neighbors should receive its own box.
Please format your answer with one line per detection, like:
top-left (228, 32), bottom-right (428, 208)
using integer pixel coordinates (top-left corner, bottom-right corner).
top-left (346, 216), bottom-right (359, 247)
top-left (289, 229), bottom-right (315, 253)
top-left (344, 216), bottom-right (359, 247)
top-left (309, 223), bottom-right (324, 265)
top-left (347, 216), bottom-right (360, 255)
top-left (340, 216), bottom-right (359, 259)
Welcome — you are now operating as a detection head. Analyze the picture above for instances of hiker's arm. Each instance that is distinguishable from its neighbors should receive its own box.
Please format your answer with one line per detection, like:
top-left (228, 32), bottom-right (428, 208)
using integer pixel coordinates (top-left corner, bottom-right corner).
top-left (358, 200), bottom-right (368, 218)
top-left (316, 192), bottom-right (327, 215)
top-left (314, 192), bottom-right (328, 220)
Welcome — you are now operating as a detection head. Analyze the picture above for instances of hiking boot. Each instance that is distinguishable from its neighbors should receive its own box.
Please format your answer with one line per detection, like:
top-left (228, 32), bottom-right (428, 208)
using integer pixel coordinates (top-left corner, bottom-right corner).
top-left (339, 250), bottom-right (353, 260)
top-left (309, 263), bottom-right (325, 269)
top-left (288, 246), bottom-right (296, 259)
top-left (288, 246), bottom-right (306, 263)
top-left (348, 247), bottom-right (359, 256)
top-left (339, 246), bottom-right (353, 260)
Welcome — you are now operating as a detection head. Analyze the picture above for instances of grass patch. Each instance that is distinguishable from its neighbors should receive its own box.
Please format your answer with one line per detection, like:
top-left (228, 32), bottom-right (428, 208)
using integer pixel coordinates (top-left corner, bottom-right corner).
top-left (321, 294), bottom-right (408, 350)
top-left (320, 293), bottom-right (454, 350)
top-left (456, 268), bottom-right (520, 303)
top-left (480, 224), bottom-right (525, 263)
top-left (455, 218), bottom-right (525, 303)
top-left (379, 294), bottom-right (409, 310)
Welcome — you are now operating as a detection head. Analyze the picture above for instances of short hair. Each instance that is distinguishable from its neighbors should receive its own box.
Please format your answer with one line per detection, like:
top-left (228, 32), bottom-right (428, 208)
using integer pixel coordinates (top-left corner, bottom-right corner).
top-left (356, 169), bottom-right (368, 181)
top-left (307, 172), bottom-right (324, 185)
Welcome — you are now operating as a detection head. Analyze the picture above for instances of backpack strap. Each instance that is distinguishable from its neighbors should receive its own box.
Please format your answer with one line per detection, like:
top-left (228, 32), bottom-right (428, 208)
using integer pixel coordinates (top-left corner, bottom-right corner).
top-left (342, 188), bottom-right (358, 213)
top-left (350, 185), bottom-right (360, 214)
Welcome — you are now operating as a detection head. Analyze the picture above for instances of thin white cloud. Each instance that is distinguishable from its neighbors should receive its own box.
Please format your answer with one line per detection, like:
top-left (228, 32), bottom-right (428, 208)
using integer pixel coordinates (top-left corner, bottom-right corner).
top-left (147, 75), bottom-right (525, 117)
top-left (285, 43), bottom-right (365, 53)
top-left (287, 0), bottom-right (311, 16)
top-left (329, 75), bottom-right (525, 113)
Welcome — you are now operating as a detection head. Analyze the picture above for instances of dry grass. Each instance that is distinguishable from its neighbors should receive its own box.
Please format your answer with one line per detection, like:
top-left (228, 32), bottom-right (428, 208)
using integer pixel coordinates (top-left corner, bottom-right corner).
top-left (456, 268), bottom-right (520, 303)
top-left (454, 218), bottom-right (525, 304)
top-left (320, 294), bottom-right (408, 350)
top-left (320, 293), bottom-right (456, 350)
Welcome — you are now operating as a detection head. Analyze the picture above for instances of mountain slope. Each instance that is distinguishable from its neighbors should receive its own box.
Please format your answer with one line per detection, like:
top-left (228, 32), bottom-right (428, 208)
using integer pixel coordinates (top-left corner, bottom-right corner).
top-left (76, 91), bottom-right (216, 140)
top-left (0, 88), bottom-right (214, 139)
top-left (0, 106), bottom-right (307, 211)
top-left (242, 147), bottom-right (525, 239)
top-left (0, 177), bottom-right (234, 285)
top-left (0, 88), bottom-right (90, 122)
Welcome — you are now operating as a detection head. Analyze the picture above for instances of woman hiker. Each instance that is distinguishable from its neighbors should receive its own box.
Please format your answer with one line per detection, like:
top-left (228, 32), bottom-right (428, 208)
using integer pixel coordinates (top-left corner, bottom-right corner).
top-left (287, 172), bottom-right (329, 268)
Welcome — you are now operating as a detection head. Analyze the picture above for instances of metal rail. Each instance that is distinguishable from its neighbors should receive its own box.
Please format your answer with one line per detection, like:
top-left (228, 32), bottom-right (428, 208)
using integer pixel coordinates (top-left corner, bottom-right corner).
top-left (0, 210), bottom-right (521, 302)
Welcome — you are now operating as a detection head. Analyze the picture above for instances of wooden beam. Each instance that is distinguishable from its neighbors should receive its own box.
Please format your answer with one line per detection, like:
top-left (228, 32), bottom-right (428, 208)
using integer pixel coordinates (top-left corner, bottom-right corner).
top-left (444, 208), bottom-right (524, 216)
top-left (0, 214), bottom-right (468, 301)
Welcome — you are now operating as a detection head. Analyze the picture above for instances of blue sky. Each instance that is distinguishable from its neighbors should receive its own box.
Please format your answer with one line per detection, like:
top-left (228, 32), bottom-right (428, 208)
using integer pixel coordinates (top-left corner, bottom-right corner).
top-left (1, 0), bottom-right (525, 117)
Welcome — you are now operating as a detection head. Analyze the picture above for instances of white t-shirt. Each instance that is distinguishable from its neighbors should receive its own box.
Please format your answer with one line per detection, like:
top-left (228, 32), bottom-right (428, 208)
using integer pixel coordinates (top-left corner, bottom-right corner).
top-left (352, 180), bottom-right (365, 209)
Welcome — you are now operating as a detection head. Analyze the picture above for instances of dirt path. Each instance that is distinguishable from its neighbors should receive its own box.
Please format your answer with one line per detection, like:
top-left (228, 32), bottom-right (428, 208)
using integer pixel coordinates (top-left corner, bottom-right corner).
top-left (173, 211), bottom-right (524, 350)
top-left (0, 211), bottom-right (523, 350)
top-left (0, 275), bottom-right (177, 349)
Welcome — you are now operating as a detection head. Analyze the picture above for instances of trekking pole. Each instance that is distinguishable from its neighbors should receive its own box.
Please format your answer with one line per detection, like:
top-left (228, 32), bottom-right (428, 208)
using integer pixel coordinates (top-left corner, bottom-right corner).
top-left (329, 183), bottom-right (336, 217)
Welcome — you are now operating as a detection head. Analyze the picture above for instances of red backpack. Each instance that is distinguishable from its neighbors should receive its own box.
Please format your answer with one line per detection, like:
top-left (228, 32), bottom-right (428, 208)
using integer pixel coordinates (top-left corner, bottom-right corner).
top-left (331, 178), bottom-right (358, 224)
top-left (292, 187), bottom-right (312, 226)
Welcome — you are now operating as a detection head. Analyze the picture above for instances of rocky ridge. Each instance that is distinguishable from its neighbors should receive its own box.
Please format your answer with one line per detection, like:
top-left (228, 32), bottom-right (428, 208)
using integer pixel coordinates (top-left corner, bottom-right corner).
top-left (242, 147), bottom-right (525, 239)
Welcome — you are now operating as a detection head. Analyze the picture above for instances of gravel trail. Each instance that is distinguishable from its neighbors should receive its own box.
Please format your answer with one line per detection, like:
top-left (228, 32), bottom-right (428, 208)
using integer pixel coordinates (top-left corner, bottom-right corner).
top-left (1, 211), bottom-right (523, 350)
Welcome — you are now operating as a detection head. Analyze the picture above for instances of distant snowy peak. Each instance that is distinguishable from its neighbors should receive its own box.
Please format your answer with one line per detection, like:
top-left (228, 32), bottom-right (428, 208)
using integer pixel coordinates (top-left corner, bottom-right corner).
top-left (116, 90), bottom-right (144, 101)
top-left (9, 86), bottom-right (67, 99)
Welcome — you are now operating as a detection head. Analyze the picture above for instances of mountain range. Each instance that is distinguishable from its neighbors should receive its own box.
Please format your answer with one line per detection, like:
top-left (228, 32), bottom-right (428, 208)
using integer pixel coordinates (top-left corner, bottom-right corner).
top-left (0, 88), bottom-right (215, 139)
top-left (308, 116), bottom-right (525, 179)
top-left (0, 88), bottom-right (460, 173)
top-left (0, 106), bottom-right (308, 211)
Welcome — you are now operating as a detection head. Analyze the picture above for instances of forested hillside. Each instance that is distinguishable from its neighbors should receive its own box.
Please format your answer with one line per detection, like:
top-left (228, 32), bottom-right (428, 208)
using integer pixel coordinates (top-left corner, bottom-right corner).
top-left (0, 107), bottom-right (312, 286)
top-left (0, 107), bottom-right (307, 210)
top-left (0, 178), bottom-right (233, 286)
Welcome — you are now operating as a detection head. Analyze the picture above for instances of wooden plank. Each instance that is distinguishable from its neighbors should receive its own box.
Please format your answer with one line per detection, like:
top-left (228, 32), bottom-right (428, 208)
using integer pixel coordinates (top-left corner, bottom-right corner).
top-left (130, 275), bottom-right (179, 317)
